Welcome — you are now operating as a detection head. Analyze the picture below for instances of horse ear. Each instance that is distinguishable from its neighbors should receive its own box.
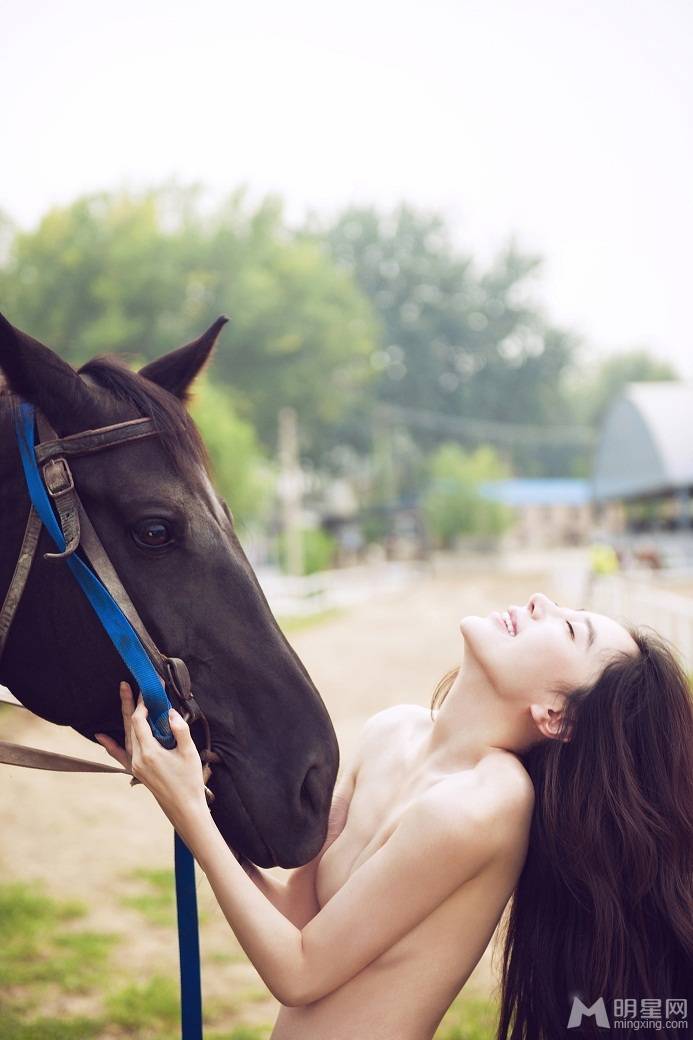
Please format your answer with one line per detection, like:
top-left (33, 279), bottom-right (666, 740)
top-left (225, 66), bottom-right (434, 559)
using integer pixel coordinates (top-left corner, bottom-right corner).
top-left (138, 316), bottom-right (229, 402)
top-left (0, 313), bottom-right (100, 432)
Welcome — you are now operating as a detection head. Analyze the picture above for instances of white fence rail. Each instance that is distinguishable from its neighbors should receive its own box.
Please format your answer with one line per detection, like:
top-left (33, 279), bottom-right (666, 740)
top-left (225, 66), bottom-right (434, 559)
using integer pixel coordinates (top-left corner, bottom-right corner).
top-left (256, 561), bottom-right (426, 618)
top-left (590, 573), bottom-right (693, 673)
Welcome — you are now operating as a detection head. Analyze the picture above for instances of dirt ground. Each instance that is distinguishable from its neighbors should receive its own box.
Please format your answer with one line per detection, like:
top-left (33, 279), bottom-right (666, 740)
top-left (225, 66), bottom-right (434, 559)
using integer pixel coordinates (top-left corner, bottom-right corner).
top-left (0, 549), bottom-right (591, 1029)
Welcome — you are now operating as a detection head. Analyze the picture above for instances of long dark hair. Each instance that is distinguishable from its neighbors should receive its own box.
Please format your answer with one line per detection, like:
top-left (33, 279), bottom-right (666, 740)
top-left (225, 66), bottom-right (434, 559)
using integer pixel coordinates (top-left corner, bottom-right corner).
top-left (432, 626), bottom-right (693, 1038)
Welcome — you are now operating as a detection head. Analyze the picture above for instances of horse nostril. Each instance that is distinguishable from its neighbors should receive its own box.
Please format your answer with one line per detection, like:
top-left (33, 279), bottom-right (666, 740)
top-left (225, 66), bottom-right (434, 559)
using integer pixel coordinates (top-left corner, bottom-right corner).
top-left (299, 764), bottom-right (322, 816)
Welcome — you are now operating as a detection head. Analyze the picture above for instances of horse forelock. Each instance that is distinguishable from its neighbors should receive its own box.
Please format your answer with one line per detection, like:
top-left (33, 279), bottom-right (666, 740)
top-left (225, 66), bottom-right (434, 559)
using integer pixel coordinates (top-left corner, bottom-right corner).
top-left (78, 355), bottom-right (210, 482)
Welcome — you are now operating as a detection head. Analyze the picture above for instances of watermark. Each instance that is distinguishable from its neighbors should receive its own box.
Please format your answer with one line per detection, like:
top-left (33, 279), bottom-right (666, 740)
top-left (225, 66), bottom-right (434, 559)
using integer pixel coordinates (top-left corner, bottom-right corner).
top-left (568, 995), bottom-right (688, 1030)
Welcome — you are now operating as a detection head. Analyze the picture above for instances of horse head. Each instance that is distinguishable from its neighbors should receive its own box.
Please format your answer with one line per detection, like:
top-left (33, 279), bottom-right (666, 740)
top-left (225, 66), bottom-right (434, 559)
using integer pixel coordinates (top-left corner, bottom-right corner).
top-left (0, 314), bottom-right (339, 868)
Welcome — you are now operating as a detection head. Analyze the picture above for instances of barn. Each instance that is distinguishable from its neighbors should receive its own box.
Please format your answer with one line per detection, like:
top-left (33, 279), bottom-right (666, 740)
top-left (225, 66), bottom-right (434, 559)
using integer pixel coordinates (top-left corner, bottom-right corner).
top-left (592, 381), bottom-right (693, 531)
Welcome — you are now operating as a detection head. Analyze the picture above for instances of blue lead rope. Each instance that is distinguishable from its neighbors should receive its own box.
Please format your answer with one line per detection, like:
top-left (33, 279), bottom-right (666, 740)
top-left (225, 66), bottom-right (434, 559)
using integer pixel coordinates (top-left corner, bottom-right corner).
top-left (15, 402), bottom-right (203, 1039)
top-left (175, 833), bottom-right (203, 1029)
top-left (15, 403), bottom-right (174, 747)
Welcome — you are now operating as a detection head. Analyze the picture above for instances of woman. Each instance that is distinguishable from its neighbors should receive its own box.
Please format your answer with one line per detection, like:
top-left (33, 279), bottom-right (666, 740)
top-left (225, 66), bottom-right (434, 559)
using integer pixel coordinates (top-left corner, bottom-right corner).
top-left (96, 591), bottom-right (693, 1039)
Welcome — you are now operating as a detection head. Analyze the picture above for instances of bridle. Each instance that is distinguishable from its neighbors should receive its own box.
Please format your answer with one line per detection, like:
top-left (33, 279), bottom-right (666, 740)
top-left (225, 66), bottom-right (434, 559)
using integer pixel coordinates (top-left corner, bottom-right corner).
top-left (0, 396), bottom-right (231, 1038)
top-left (0, 400), bottom-right (220, 795)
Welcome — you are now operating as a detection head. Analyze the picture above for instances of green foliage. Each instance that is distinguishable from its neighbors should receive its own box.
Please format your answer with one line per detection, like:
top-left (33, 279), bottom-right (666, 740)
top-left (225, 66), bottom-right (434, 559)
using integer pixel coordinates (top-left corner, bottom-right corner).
top-left (0, 880), bottom-right (271, 1038)
top-left (0, 1013), bottom-right (101, 1040)
top-left (119, 867), bottom-right (176, 928)
top-left (312, 205), bottom-right (584, 475)
top-left (276, 526), bottom-right (338, 575)
top-left (278, 607), bottom-right (345, 632)
top-left (0, 883), bottom-right (115, 993)
top-left (434, 991), bottom-right (498, 1039)
top-left (0, 882), bottom-right (85, 940)
top-left (188, 376), bottom-right (273, 528)
top-left (105, 976), bottom-right (180, 1031)
top-left (207, 1027), bottom-right (271, 1040)
top-left (565, 348), bottom-right (681, 428)
top-left (50, 934), bottom-right (119, 992)
top-left (0, 881), bottom-right (115, 1037)
top-left (3, 185), bottom-right (673, 491)
top-left (0, 185), bottom-right (378, 460)
top-left (423, 443), bottom-right (514, 549)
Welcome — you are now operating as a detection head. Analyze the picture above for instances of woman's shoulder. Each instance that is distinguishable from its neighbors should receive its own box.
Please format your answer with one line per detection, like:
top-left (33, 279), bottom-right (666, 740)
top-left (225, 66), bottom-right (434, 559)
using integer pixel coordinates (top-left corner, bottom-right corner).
top-left (361, 703), bottom-right (429, 741)
top-left (464, 752), bottom-right (536, 842)
top-left (476, 750), bottom-right (534, 804)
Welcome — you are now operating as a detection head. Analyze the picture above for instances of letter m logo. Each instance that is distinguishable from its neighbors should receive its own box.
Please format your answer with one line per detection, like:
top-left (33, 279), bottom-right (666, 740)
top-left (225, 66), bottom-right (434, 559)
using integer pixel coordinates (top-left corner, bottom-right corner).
top-left (567, 996), bottom-right (610, 1028)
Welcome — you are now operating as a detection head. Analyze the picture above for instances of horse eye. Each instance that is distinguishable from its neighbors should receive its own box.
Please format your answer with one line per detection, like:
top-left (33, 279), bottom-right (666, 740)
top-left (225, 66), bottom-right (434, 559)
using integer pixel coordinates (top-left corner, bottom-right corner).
top-left (131, 519), bottom-right (174, 550)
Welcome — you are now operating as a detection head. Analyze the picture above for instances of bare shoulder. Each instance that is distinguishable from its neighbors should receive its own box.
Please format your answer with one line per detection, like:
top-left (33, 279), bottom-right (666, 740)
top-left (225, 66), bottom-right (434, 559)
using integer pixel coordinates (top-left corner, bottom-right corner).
top-left (361, 703), bottom-right (429, 740)
top-left (477, 750), bottom-right (535, 810)
top-left (415, 752), bottom-right (534, 857)
top-left (333, 705), bottom-right (425, 792)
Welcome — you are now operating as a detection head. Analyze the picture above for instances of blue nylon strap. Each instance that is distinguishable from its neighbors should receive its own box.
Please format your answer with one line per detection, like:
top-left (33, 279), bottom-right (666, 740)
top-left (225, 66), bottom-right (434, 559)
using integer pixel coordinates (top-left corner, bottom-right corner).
top-left (175, 832), bottom-right (203, 1036)
top-left (14, 402), bottom-right (204, 1040)
top-left (15, 402), bottom-right (174, 747)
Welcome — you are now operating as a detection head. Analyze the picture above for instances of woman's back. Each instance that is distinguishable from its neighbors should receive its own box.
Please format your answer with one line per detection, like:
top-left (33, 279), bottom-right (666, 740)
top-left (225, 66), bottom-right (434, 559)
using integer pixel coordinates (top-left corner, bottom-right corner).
top-left (271, 704), bottom-right (534, 1040)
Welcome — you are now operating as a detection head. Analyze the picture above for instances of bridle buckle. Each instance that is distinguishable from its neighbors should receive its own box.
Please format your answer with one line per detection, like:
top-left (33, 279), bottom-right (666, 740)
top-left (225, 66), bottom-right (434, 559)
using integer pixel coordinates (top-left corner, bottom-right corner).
top-left (43, 457), bottom-right (74, 497)
top-left (164, 656), bottom-right (204, 725)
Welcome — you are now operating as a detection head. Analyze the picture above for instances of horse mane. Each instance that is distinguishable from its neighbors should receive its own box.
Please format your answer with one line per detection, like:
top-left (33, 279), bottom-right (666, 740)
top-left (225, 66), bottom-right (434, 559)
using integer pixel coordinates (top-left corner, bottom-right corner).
top-left (78, 355), bottom-right (210, 480)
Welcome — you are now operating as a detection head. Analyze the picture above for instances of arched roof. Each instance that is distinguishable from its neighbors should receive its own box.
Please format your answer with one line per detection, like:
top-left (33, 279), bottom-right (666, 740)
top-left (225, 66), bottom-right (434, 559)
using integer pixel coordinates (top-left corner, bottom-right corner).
top-left (592, 381), bottom-right (693, 501)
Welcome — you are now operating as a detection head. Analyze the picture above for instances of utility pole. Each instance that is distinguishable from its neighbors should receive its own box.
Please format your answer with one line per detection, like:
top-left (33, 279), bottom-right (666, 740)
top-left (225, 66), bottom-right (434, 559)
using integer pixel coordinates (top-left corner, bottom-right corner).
top-left (278, 406), bottom-right (304, 576)
top-left (372, 408), bottom-right (398, 506)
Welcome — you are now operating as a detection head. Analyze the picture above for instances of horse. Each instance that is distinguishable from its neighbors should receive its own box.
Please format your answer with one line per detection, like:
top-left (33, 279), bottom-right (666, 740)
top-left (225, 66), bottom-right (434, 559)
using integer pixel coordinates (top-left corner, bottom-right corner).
top-left (0, 313), bottom-right (339, 869)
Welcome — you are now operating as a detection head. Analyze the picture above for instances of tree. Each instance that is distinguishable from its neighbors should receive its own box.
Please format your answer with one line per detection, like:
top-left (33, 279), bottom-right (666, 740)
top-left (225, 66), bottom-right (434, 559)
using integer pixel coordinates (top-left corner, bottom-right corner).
top-left (188, 376), bottom-right (273, 530)
top-left (564, 348), bottom-right (681, 428)
top-left (308, 205), bottom-right (585, 476)
top-left (422, 443), bottom-right (514, 549)
top-left (0, 186), bottom-right (378, 461)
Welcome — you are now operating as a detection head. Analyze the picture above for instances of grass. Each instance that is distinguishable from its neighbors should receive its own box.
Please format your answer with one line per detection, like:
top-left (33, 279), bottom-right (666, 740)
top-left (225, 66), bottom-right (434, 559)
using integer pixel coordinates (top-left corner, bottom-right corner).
top-left (0, 883), bottom-right (115, 993)
top-left (0, 1013), bottom-right (102, 1039)
top-left (206, 949), bottom-right (250, 965)
top-left (0, 880), bottom-right (496, 1040)
top-left (434, 992), bottom-right (499, 1040)
top-left (277, 607), bottom-right (344, 633)
top-left (0, 881), bottom-right (114, 1040)
top-left (207, 1028), bottom-right (272, 1040)
top-left (119, 866), bottom-right (209, 928)
top-left (0, 880), bottom-right (273, 1040)
top-left (105, 976), bottom-right (180, 1032)
top-left (119, 867), bottom-right (177, 927)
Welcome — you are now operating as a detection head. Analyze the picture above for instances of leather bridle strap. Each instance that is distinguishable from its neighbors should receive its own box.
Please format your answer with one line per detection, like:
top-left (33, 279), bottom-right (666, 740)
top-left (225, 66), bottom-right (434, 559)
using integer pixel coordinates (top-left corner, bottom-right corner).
top-left (32, 408), bottom-right (214, 770)
top-left (0, 689), bottom-right (130, 774)
top-left (14, 404), bottom-right (174, 743)
top-left (0, 739), bottom-right (130, 774)
top-left (35, 413), bottom-right (158, 561)
top-left (34, 417), bottom-right (157, 463)
top-left (34, 412), bottom-right (165, 671)
top-left (75, 498), bottom-right (165, 669)
top-left (74, 498), bottom-right (211, 742)
top-left (0, 507), bottom-right (42, 658)
top-left (4, 401), bottom-right (210, 1040)
top-left (1, 405), bottom-right (217, 781)
top-left (35, 414), bottom-right (175, 678)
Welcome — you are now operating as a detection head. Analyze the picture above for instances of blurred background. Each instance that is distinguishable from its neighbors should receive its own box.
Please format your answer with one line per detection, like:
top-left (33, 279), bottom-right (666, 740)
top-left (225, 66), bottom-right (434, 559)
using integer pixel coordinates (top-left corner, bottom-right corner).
top-left (1, 1), bottom-right (692, 1038)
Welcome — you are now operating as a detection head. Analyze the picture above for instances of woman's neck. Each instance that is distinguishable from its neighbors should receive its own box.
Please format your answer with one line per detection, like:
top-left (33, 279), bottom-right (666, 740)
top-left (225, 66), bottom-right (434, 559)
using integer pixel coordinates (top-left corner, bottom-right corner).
top-left (421, 661), bottom-right (538, 773)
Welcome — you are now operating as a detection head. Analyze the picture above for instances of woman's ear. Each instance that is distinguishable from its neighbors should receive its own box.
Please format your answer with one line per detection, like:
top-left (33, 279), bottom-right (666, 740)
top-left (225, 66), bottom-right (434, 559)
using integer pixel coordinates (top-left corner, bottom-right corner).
top-left (138, 316), bottom-right (228, 402)
top-left (529, 702), bottom-right (573, 742)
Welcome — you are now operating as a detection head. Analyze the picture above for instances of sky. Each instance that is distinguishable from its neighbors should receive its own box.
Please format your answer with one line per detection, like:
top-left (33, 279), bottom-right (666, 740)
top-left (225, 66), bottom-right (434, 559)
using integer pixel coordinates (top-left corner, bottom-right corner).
top-left (3, 0), bottom-right (692, 376)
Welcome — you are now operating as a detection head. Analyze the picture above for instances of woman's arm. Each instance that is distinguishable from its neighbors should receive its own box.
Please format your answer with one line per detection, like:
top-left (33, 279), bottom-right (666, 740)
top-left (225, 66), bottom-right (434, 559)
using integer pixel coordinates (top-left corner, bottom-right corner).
top-left (169, 757), bottom-right (531, 1007)
top-left (233, 744), bottom-right (359, 928)
top-left (124, 694), bottom-right (533, 1008)
top-left (127, 698), bottom-right (528, 1006)
top-left (233, 712), bottom-right (404, 927)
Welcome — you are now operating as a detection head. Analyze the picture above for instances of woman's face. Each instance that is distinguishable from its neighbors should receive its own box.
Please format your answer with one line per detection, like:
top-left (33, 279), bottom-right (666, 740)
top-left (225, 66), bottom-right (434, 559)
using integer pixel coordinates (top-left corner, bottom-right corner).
top-left (459, 591), bottom-right (640, 705)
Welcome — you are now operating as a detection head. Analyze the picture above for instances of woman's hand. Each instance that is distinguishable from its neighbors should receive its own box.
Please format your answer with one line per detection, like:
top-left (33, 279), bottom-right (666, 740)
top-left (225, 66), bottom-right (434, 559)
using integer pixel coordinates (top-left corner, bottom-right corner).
top-left (95, 681), bottom-right (134, 771)
top-left (96, 682), bottom-right (208, 826)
